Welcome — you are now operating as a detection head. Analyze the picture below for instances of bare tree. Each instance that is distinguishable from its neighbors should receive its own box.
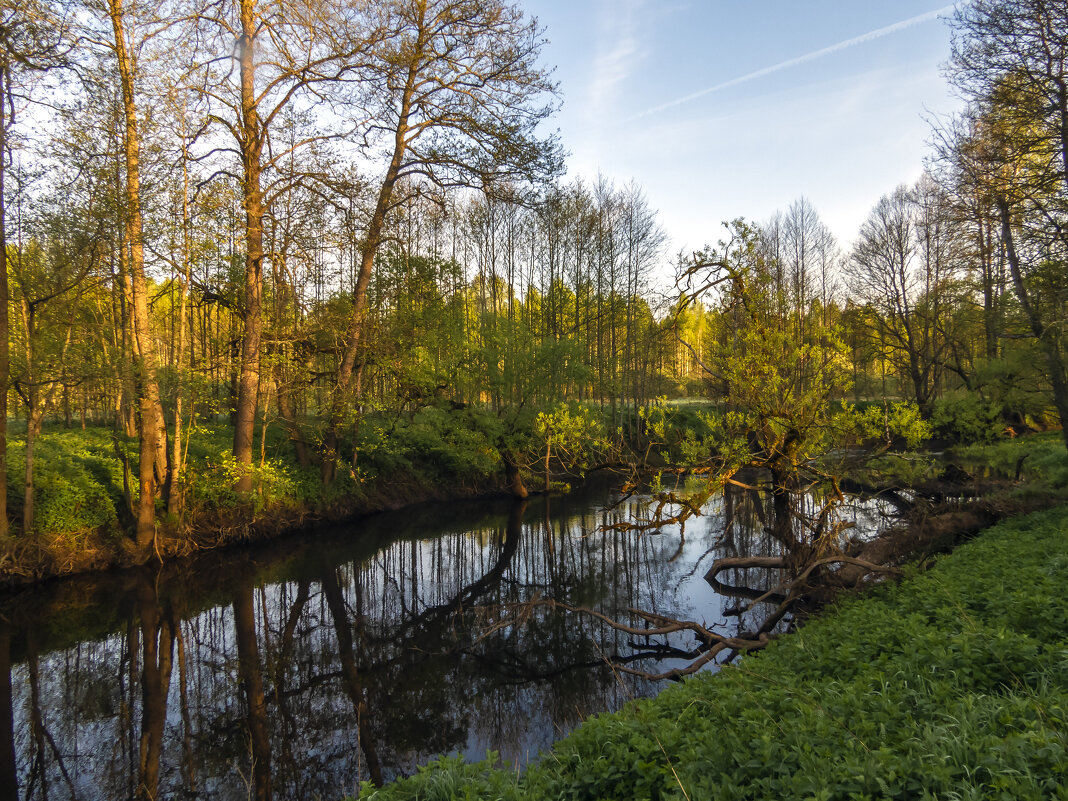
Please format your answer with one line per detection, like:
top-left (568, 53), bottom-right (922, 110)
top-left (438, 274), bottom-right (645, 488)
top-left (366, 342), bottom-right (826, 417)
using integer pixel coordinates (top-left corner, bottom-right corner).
top-left (192, 0), bottom-right (377, 493)
top-left (846, 180), bottom-right (957, 416)
top-left (323, 0), bottom-right (562, 482)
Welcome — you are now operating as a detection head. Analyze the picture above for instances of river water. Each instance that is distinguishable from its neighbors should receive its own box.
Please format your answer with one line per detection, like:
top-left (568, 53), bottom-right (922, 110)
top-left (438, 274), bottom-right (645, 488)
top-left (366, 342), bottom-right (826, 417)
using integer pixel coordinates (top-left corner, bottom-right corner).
top-left (0, 478), bottom-right (893, 800)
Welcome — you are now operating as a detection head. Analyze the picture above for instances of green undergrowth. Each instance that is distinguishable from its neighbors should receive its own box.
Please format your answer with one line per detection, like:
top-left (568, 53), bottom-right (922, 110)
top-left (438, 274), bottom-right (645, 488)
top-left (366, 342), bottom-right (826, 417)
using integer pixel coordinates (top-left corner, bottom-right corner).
top-left (1, 424), bottom-right (366, 541)
top-left (839, 430), bottom-right (1068, 495)
top-left (5, 430), bottom-right (125, 541)
top-left (953, 432), bottom-right (1068, 490)
top-left (359, 505), bottom-right (1068, 800)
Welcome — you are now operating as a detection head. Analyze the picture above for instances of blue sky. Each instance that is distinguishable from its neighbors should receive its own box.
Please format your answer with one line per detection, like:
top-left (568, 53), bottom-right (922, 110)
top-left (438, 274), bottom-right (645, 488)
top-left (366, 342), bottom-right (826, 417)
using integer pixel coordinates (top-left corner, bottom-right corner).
top-left (523, 0), bottom-right (962, 255)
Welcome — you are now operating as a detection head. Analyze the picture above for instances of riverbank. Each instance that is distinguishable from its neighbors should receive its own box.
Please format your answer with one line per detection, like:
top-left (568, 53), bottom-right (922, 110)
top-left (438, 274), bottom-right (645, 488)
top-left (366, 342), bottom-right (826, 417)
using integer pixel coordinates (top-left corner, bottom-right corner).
top-left (359, 501), bottom-right (1068, 800)
top-left (0, 402), bottom-right (703, 586)
top-left (0, 403), bottom-right (734, 585)
top-left (0, 415), bottom-right (1058, 593)
top-left (0, 421), bottom-right (514, 587)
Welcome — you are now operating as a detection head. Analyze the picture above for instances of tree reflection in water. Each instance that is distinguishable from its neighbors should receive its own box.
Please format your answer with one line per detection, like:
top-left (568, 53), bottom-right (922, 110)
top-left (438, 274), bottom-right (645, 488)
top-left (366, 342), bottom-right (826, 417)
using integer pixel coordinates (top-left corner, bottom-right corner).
top-left (0, 481), bottom-right (886, 799)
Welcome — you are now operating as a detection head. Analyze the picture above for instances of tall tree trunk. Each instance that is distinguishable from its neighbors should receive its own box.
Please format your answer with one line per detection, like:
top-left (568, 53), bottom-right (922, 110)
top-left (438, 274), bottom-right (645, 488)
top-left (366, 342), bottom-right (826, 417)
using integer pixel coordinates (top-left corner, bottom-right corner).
top-left (0, 65), bottom-right (9, 543)
top-left (232, 0), bottom-right (266, 496)
top-left (109, 0), bottom-right (169, 547)
top-left (323, 62), bottom-right (418, 483)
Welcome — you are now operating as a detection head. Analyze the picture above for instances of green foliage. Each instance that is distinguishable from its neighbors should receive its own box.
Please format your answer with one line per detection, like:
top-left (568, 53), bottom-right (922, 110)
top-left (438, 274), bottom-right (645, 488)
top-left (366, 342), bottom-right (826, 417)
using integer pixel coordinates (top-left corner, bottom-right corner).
top-left (535, 403), bottom-right (610, 474)
top-left (0, 423), bottom-right (369, 538)
top-left (362, 505), bottom-right (1068, 800)
top-left (2, 401), bottom-right (729, 545)
top-left (835, 400), bottom-right (932, 449)
top-left (358, 754), bottom-right (525, 801)
top-left (927, 351), bottom-right (1064, 447)
top-left (971, 354), bottom-right (1053, 424)
top-left (471, 314), bottom-right (591, 408)
top-left (689, 223), bottom-right (854, 477)
top-left (356, 405), bottom-right (503, 487)
top-left (5, 430), bottom-right (124, 540)
top-left (179, 423), bottom-right (364, 513)
top-left (931, 393), bottom-right (1004, 444)
top-left (672, 406), bottom-right (717, 466)
top-left (954, 432), bottom-right (1068, 489)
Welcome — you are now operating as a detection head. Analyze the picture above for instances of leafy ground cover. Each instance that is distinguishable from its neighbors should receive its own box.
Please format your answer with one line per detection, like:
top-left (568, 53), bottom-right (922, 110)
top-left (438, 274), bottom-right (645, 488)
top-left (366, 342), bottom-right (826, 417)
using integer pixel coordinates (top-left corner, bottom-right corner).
top-left (359, 504), bottom-right (1068, 800)
top-left (3, 424), bottom-right (364, 543)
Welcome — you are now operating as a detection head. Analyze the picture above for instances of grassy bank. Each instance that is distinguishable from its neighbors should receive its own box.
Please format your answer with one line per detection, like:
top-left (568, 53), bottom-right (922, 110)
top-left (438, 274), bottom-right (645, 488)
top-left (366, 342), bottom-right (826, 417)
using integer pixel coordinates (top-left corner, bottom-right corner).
top-left (0, 401), bottom-right (717, 584)
top-left (360, 503), bottom-right (1068, 800)
top-left (0, 417), bottom-right (498, 583)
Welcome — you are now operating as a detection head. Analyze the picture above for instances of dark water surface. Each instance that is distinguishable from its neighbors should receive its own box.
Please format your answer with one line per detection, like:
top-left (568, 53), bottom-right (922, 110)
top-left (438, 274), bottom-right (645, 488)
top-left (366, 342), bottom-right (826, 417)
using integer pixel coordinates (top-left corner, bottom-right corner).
top-left (0, 479), bottom-right (892, 799)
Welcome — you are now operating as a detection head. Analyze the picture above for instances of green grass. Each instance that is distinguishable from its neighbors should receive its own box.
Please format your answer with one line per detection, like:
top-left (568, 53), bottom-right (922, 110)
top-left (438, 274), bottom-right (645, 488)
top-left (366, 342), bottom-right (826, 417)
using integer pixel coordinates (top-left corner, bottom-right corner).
top-left (359, 504), bottom-right (1068, 800)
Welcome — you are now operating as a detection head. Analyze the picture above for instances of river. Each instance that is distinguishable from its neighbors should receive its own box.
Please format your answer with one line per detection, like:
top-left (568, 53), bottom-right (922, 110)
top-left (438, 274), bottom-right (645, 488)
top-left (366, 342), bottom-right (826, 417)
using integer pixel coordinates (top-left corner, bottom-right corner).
top-left (0, 477), bottom-right (893, 799)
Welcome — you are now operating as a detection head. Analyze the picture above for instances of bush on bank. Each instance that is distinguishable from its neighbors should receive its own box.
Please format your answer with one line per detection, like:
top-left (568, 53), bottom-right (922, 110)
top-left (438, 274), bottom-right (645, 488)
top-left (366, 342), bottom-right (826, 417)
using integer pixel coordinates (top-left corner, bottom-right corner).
top-left (359, 505), bottom-right (1068, 800)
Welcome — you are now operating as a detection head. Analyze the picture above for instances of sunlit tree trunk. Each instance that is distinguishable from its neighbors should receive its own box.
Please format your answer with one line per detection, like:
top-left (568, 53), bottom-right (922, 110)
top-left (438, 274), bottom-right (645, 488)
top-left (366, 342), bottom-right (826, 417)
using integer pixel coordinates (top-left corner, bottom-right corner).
top-left (109, 0), bottom-right (169, 546)
top-left (232, 0), bottom-right (266, 496)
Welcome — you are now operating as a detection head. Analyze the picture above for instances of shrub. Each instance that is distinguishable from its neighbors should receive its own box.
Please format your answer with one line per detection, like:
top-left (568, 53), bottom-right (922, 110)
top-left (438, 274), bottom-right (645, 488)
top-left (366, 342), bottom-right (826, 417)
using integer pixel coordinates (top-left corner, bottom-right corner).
top-left (931, 394), bottom-right (1003, 444)
top-left (954, 431), bottom-right (1068, 488)
top-left (834, 400), bottom-right (931, 449)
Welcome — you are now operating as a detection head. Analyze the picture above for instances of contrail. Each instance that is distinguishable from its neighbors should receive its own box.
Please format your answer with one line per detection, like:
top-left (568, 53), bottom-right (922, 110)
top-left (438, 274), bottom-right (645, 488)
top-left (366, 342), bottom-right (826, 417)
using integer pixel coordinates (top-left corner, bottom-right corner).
top-left (632, 4), bottom-right (956, 120)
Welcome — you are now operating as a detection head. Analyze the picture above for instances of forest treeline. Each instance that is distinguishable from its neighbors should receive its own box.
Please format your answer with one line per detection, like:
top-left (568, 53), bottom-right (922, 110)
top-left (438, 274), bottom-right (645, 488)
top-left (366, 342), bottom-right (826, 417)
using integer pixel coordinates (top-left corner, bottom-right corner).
top-left (0, 0), bottom-right (1065, 549)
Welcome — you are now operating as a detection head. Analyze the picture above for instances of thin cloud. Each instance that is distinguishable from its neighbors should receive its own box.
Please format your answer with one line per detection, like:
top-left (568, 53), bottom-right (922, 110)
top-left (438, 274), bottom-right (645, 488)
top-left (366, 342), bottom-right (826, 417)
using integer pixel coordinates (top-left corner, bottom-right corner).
top-left (589, 0), bottom-right (644, 116)
top-left (632, 4), bottom-right (955, 120)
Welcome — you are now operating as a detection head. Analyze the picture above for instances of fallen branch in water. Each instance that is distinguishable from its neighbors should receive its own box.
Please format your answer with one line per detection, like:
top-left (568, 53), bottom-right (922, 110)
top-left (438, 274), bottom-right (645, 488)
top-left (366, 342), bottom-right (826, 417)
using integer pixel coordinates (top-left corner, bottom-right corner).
top-left (704, 555), bottom-right (788, 583)
top-left (542, 600), bottom-right (772, 680)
